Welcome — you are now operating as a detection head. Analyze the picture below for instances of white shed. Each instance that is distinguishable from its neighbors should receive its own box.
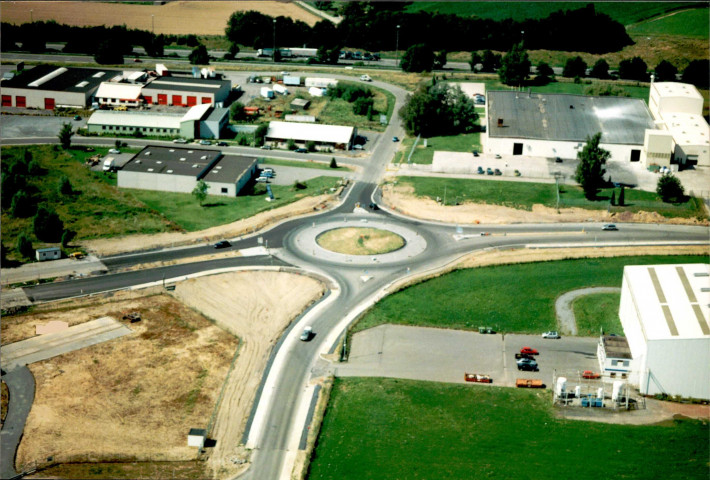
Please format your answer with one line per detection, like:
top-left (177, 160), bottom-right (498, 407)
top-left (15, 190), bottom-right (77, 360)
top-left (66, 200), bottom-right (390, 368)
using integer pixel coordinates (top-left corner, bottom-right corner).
top-left (36, 247), bottom-right (61, 262)
top-left (187, 428), bottom-right (206, 448)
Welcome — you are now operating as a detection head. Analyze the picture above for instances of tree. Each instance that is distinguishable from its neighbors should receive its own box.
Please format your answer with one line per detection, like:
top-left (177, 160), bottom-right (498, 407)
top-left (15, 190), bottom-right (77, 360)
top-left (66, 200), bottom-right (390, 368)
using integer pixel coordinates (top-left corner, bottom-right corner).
top-left (58, 176), bottom-right (73, 196)
top-left (353, 97), bottom-right (374, 116)
top-left (94, 40), bottom-right (124, 64)
top-left (192, 179), bottom-right (209, 206)
top-left (230, 101), bottom-right (246, 122)
top-left (306, 141), bottom-right (316, 152)
top-left (433, 50), bottom-right (447, 70)
top-left (498, 44), bottom-right (531, 86)
top-left (287, 139), bottom-right (297, 150)
top-left (189, 44), bottom-right (209, 65)
top-left (58, 123), bottom-right (74, 149)
top-left (33, 205), bottom-right (64, 242)
top-left (186, 34), bottom-right (199, 47)
top-left (330, 157), bottom-right (338, 168)
top-left (574, 132), bottom-right (610, 200)
top-left (618, 56), bottom-right (648, 81)
top-left (479, 50), bottom-right (501, 73)
top-left (654, 60), bottom-right (677, 82)
top-left (10, 190), bottom-right (33, 218)
top-left (16, 232), bottom-right (33, 259)
top-left (225, 42), bottom-right (240, 60)
top-left (589, 59), bottom-right (610, 79)
top-left (400, 44), bottom-right (435, 73)
top-left (61, 230), bottom-right (74, 248)
top-left (618, 186), bottom-right (625, 207)
top-left (470, 51), bottom-right (482, 72)
top-left (316, 45), bottom-right (340, 64)
top-left (563, 56), bottom-right (587, 78)
top-left (536, 61), bottom-right (554, 79)
top-left (610, 190), bottom-right (616, 206)
top-left (656, 173), bottom-right (685, 203)
top-left (399, 83), bottom-right (478, 137)
top-left (254, 124), bottom-right (268, 147)
top-left (681, 60), bottom-right (709, 89)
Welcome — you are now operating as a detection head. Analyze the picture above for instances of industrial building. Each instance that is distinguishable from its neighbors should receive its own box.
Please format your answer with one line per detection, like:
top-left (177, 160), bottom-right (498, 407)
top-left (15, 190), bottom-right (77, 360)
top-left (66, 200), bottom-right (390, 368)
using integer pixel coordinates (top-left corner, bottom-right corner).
top-left (141, 75), bottom-right (231, 106)
top-left (1, 64), bottom-right (119, 109)
top-left (648, 82), bottom-right (710, 167)
top-left (94, 82), bottom-right (144, 108)
top-left (117, 146), bottom-right (257, 197)
top-left (484, 91), bottom-right (656, 162)
top-left (87, 103), bottom-right (229, 139)
top-left (616, 263), bottom-right (710, 400)
top-left (265, 121), bottom-right (356, 151)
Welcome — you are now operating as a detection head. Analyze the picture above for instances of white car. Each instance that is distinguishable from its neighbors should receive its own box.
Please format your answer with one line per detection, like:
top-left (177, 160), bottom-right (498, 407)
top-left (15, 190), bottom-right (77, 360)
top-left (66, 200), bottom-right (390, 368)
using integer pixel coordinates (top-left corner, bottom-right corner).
top-left (108, 148), bottom-right (120, 154)
top-left (173, 138), bottom-right (188, 144)
top-left (300, 326), bottom-right (313, 341)
top-left (601, 224), bottom-right (618, 231)
top-left (360, 74), bottom-right (372, 82)
top-left (542, 331), bottom-right (560, 339)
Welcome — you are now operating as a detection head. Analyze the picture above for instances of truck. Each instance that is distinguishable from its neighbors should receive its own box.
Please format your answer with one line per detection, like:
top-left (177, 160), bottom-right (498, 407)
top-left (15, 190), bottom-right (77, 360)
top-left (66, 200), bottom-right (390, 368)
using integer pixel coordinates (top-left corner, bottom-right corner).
top-left (516, 378), bottom-right (544, 388)
top-left (257, 48), bottom-right (292, 58)
top-left (260, 87), bottom-right (275, 99)
top-left (272, 83), bottom-right (289, 95)
top-left (289, 47), bottom-right (317, 57)
top-left (305, 77), bottom-right (338, 88)
top-left (464, 373), bottom-right (492, 383)
top-left (102, 157), bottom-right (117, 172)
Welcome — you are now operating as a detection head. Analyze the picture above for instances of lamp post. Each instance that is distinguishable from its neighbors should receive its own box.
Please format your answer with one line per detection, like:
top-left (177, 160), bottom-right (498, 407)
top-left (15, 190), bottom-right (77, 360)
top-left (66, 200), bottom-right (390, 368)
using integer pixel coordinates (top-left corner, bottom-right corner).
top-left (151, 14), bottom-right (155, 34)
top-left (30, 9), bottom-right (33, 22)
top-left (395, 24), bottom-right (400, 68)
top-left (272, 19), bottom-right (277, 63)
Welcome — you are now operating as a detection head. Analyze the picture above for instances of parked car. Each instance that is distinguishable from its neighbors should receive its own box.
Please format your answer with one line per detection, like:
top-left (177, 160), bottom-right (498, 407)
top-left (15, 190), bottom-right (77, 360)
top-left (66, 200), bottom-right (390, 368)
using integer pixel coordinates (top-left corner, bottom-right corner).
top-left (300, 326), bottom-right (313, 341)
top-left (108, 148), bottom-right (120, 154)
top-left (486, 167), bottom-right (494, 175)
top-left (392, 136), bottom-right (399, 142)
top-left (514, 169), bottom-right (521, 176)
top-left (255, 176), bottom-right (270, 183)
top-left (520, 347), bottom-right (539, 356)
top-left (73, 115), bottom-right (82, 121)
top-left (602, 224), bottom-right (618, 231)
top-left (494, 154), bottom-right (502, 159)
top-left (173, 138), bottom-right (188, 144)
top-left (542, 331), bottom-right (560, 339)
top-left (260, 145), bottom-right (272, 150)
top-left (555, 157), bottom-right (563, 163)
top-left (494, 168), bottom-right (502, 175)
top-left (368, 202), bottom-right (379, 210)
top-left (517, 358), bottom-right (538, 371)
top-left (582, 370), bottom-right (601, 379)
top-left (295, 148), bottom-right (308, 153)
top-left (216, 141), bottom-right (228, 146)
top-left (353, 144), bottom-right (364, 150)
top-left (213, 240), bottom-right (231, 249)
top-left (477, 166), bottom-right (484, 174)
top-left (473, 150), bottom-right (479, 157)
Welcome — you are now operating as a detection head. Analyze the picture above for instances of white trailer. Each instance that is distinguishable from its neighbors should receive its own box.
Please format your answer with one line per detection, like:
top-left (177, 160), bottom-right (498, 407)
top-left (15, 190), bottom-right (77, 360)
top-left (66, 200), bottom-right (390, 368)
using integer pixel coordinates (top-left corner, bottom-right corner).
top-left (308, 87), bottom-right (326, 97)
top-left (260, 87), bottom-right (275, 99)
top-left (283, 75), bottom-right (301, 86)
top-left (305, 77), bottom-right (338, 88)
top-left (272, 84), bottom-right (289, 95)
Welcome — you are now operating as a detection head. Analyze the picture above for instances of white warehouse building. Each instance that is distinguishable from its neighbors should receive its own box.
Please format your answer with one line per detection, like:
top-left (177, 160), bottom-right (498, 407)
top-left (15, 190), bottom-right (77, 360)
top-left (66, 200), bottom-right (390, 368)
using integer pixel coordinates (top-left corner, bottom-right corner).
top-left (618, 263), bottom-right (710, 400)
top-left (265, 121), bottom-right (356, 151)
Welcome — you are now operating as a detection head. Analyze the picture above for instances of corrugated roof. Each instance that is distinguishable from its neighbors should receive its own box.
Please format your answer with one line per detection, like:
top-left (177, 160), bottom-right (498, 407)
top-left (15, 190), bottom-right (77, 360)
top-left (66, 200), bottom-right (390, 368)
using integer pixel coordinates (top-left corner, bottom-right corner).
top-left (87, 111), bottom-right (183, 129)
top-left (143, 76), bottom-right (230, 93)
top-left (266, 121), bottom-right (354, 144)
top-left (182, 103), bottom-right (213, 122)
top-left (95, 82), bottom-right (143, 100)
top-left (487, 91), bottom-right (655, 145)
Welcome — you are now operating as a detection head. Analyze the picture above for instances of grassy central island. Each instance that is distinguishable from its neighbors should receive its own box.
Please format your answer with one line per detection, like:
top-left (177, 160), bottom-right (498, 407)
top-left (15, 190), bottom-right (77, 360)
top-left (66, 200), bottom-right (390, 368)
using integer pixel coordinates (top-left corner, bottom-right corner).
top-left (316, 227), bottom-right (405, 255)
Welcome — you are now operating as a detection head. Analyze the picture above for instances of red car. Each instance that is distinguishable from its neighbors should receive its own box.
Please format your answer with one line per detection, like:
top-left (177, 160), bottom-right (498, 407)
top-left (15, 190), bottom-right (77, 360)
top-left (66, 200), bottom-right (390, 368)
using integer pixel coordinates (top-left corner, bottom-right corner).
top-left (582, 370), bottom-right (601, 379)
top-left (520, 347), bottom-right (539, 355)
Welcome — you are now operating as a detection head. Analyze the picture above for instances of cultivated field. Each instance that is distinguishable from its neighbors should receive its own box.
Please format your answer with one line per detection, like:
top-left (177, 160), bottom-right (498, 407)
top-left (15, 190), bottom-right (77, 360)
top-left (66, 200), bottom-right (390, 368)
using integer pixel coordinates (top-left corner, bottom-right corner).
top-left (1, 1), bottom-right (322, 35)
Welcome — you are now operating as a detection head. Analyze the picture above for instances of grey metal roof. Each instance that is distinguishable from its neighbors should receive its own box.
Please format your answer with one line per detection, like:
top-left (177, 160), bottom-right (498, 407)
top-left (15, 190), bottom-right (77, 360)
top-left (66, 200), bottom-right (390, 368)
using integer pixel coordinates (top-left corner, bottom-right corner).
top-left (487, 91), bottom-right (655, 145)
top-left (204, 154), bottom-right (257, 184)
top-left (122, 146), bottom-right (222, 178)
top-left (205, 107), bottom-right (229, 123)
top-left (2, 65), bottom-right (120, 93)
top-left (143, 76), bottom-right (230, 94)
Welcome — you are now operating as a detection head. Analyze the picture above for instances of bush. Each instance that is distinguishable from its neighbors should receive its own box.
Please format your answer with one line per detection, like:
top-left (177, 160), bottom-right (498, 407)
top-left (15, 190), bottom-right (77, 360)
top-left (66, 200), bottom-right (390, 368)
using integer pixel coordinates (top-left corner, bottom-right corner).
top-left (287, 139), bottom-right (297, 150)
top-left (16, 232), bottom-right (33, 259)
top-left (10, 190), bottom-right (34, 218)
top-left (330, 158), bottom-right (338, 168)
top-left (656, 173), bottom-right (685, 203)
top-left (58, 176), bottom-right (73, 195)
top-left (306, 141), bottom-right (316, 152)
top-left (33, 205), bottom-right (64, 242)
top-left (292, 180), bottom-right (307, 190)
top-left (353, 97), bottom-right (374, 116)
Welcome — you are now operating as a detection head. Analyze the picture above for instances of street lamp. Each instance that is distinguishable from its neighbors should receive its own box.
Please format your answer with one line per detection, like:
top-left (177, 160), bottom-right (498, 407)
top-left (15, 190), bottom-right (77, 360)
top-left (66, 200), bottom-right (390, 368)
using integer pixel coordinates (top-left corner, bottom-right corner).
top-left (521, 30), bottom-right (525, 48)
top-left (30, 9), bottom-right (33, 22)
top-left (151, 14), bottom-right (155, 34)
top-left (272, 19), bottom-right (277, 63)
top-left (395, 24), bottom-right (400, 68)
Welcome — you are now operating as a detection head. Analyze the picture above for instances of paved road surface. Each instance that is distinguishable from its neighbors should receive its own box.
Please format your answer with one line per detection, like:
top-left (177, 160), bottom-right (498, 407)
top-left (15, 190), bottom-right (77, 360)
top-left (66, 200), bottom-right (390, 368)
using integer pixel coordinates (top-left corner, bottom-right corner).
top-left (0, 367), bottom-right (35, 480)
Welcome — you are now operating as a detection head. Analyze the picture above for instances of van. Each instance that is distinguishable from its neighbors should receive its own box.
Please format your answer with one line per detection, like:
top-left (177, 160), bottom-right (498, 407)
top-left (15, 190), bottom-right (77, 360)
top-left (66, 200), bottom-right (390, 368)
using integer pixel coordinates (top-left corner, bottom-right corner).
top-left (103, 158), bottom-right (116, 172)
top-left (360, 74), bottom-right (372, 82)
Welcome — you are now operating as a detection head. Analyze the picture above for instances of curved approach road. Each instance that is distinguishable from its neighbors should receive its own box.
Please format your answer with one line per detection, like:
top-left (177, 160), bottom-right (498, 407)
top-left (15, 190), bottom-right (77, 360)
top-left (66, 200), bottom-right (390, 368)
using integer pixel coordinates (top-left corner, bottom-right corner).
top-left (5, 63), bottom-right (709, 480)
top-left (555, 287), bottom-right (623, 336)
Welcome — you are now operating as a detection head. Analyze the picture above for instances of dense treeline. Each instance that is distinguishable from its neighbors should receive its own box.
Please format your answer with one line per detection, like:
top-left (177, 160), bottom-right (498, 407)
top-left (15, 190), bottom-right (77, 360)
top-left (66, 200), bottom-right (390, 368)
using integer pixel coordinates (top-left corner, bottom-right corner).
top-left (226, 3), bottom-right (632, 54)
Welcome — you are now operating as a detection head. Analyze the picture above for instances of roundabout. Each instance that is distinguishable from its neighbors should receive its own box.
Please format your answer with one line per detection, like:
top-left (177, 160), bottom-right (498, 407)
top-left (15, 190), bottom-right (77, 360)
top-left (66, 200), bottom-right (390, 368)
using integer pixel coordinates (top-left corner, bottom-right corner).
top-left (316, 227), bottom-right (405, 256)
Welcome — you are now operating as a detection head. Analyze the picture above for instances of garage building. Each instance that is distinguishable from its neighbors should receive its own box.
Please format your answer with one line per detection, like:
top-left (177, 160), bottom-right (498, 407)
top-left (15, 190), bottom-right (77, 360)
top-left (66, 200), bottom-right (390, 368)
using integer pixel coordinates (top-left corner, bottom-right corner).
top-left (265, 121), bottom-right (356, 151)
top-left (1, 64), bottom-right (119, 109)
top-left (118, 146), bottom-right (257, 196)
top-left (141, 76), bottom-right (231, 107)
top-left (485, 91), bottom-right (656, 162)
top-left (617, 263), bottom-right (710, 400)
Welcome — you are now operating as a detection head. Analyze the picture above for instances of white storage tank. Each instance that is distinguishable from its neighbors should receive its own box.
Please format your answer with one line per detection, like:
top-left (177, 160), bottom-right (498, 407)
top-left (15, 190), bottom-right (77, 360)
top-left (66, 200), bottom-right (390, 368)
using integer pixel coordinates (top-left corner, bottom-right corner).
top-left (574, 385), bottom-right (581, 397)
top-left (596, 387), bottom-right (604, 399)
top-left (555, 377), bottom-right (567, 397)
top-left (612, 381), bottom-right (624, 402)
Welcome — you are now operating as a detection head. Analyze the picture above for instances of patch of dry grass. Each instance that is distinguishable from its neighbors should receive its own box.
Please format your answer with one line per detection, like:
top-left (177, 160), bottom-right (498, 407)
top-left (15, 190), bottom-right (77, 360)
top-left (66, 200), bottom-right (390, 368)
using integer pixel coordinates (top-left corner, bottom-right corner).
top-left (316, 227), bottom-right (405, 255)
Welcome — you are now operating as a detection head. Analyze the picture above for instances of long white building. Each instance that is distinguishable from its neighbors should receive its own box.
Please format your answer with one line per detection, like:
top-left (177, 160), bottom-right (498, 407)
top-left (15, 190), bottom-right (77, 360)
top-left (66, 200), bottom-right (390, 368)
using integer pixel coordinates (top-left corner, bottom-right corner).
top-left (618, 263), bottom-right (710, 400)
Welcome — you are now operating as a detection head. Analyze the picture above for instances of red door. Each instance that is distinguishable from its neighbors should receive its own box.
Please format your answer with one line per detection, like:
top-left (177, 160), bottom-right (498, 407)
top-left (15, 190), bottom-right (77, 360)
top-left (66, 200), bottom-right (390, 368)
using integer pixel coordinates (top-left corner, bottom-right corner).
top-left (157, 94), bottom-right (167, 105)
top-left (144, 96), bottom-right (153, 105)
top-left (201, 97), bottom-right (211, 104)
top-left (44, 98), bottom-right (55, 110)
top-left (172, 95), bottom-right (182, 106)
top-left (15, 96), bottom-right (26, 108)
top-left (1, 95), bottom-right (11, 107)
top-left (187, 96), bottom-right (197, 106)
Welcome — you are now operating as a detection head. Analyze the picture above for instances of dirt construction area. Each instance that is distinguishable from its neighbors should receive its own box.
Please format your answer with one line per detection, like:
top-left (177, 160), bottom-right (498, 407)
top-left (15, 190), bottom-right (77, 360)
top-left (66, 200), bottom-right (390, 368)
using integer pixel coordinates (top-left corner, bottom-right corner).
top-left (3, 271), bottom-right (324, 478)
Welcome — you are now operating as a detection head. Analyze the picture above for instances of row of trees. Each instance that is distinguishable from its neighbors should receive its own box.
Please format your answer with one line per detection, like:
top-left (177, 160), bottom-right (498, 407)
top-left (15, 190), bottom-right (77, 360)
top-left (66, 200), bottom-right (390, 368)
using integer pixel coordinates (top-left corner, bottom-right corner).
top-left (399, 81), bottom-right (478, 137)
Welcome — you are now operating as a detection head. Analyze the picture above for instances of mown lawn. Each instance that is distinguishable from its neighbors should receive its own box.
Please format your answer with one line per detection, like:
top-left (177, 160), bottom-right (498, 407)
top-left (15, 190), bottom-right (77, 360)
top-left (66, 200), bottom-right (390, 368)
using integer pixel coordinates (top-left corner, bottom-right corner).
top-left (574, 292), bottom-right (623, 337)
top-left (308, 378), bottom-right (709, 480)
top-left (627, 7), bottom-right (709, 38)
top-left (396, 176), bottom-right (707, 219)
top-left (129, 176), bottom-right (341, 231)
top-left (398, 133), bottom-right (482, 165)
top-left (352, 255), bottom-right (706, 334)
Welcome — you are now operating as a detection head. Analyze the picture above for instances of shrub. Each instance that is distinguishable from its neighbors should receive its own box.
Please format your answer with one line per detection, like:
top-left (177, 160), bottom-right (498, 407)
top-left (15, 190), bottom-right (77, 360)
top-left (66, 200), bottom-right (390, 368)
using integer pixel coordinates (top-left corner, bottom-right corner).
top-left (287, 139), bottom-right (297, 150)
top-left (33, 205), bottom-right (64, 242)
top-left (10, 190), bottom-right (34, 218)
top-left (306, 141), bottom-right (316, 152)
top-left (330, 158), bottom-right (338, 168)
top-left (656, 173), bottom-right (685, 203)
top-left (292, 180), bottom-right (307, 190)
top-left (16, 232), bottom-right (33, 259)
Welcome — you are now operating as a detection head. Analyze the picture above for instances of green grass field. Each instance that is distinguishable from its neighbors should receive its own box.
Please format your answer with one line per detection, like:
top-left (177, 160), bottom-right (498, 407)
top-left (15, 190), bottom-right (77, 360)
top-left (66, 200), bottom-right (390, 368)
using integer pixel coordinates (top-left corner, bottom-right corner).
top-left (396, 176), bottom-right (707, 219)
top-left (308, 378), bottom-right (709, 480)
top-left (627, 7), bottom-right (709, 38)
top-left (317, 87), bottom-right (392, 132)
top-left (352, 255), bottom-right (706, 334)
top-left (574, 292), bottom-right (623, 337)
top-left (129, 176), bottom-right (341, 231)
top-left (398, 133), bottom-right (482, 165)
top-left (260, 158), bottom-right (351, 171)
top-left (403, 2), bottom-right (699, 25)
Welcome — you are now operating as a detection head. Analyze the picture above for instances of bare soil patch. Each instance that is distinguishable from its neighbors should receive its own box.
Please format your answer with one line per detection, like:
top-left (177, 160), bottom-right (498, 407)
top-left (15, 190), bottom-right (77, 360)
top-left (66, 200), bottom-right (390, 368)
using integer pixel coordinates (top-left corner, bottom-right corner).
top-left (317, 227), bottom-right (405, 255)
top-left (1, 1), bottom-right (321, 35)
top-left (170, 271), bottom-right (325, 478)
top-left (14, 293), bottom-right (238, 473)
top-left (382, 182), bottom-right (708, 225)
top-left (1, 381), bottom-right (8, 427)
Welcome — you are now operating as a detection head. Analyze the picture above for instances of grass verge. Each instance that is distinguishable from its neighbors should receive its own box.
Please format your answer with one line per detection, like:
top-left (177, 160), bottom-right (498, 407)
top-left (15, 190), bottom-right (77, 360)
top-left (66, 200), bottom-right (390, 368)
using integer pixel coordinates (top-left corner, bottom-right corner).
top-left (32, 461), bottom-right (207, 480)
top-left (397, 176), bottom-right (707, 219)
top-left (307, 378), bottom-right (709, 480)
top-left (574, 292), bottom-right (623, 336)
top-left (316, 227), bottom-right (404, 255)
top-left (129, 176), bottom-right (342, 231)
top-left (352, 255), bottom-right (706, 334)
top-left (260, 158), bottom-right (351, 171)
top-left (399, 132), bottom-right (482, 164)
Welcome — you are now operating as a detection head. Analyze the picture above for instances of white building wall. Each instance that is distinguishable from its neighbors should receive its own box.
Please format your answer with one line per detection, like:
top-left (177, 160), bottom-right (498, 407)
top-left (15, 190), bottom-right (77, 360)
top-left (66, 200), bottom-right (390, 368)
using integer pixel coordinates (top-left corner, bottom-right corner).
top-left (674, 143), bottom-right (710, 167)
top-left (643, 338), bottom-right (710, 399)
top-left (118, 171), bottom-right (197, 194)
top-left (485, 136), bottom-right (642, 162)
top-left (205, 181), bottom-right (235, 196)
top-left (640, 129), bottom-right (673, 167)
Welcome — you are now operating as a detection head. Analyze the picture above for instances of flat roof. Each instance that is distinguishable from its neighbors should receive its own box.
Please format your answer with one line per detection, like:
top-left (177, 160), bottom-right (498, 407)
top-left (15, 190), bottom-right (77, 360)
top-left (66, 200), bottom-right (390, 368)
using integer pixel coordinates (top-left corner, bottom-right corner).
top-left (204, 154), bottom-right (257, 184)
top-left (143, 76), bottom-right (230, 93)
top-left (95, 82), bottom-right (143, 100)
top-left (660, 112), bottom-right (710, 147)
top-left (122, 146), bottom-right (222, 177)
top-left (88, 111), bottom-right (183, 129)
top-left (266, 121), bottom-right (354, 144)
top-left (182, 103), bottom-right (213, 122)
top-left (653, 82), bottom-right (703, 100)
top-left (602, 335), bottom-right (633, 359)
top-left (205, 107), bottom-right (229, 122)
top-left (487, 91), bottom-right (655, 145)
top-left (624, 264), bottom-right (710, 340)
top-left (1, 64), bottom-right (120, 93)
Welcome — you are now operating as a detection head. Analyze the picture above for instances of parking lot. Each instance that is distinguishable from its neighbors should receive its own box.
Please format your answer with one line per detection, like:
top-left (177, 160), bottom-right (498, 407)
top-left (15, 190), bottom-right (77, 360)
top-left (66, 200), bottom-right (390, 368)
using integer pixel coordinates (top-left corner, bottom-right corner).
top-left (336, 324), bottom-right (600, 387)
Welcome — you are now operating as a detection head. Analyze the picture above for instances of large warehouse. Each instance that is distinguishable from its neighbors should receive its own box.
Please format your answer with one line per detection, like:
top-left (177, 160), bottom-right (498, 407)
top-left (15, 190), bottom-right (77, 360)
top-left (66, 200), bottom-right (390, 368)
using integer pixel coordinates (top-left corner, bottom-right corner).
top-left (265, 121), bottom-right (356, 151)
top-left (1, 64), bottom-right (119, 109)
top-left (617, 263), bottom-right (710, 400)
top-left (484, 91), bottom-right (656, 162)
top-left (118, 146), bottom-right (257, 197)
top-left (141, 76), bottom-right (231, 106)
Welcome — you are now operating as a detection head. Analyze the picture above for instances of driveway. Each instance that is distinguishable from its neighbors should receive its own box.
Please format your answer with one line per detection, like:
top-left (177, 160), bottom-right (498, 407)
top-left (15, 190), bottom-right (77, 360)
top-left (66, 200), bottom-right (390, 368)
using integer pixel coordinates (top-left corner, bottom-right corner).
top-left (0, 114), bottom-right (85, 139)
top-left (337, 324), bottom-right (599, 387)
top-left (1, 366), bottom-right (35, 479)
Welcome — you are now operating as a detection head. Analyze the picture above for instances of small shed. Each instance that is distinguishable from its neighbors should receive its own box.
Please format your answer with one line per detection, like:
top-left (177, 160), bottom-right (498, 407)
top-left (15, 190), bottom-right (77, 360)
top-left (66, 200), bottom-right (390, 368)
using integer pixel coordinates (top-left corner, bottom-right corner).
top-left (36, 247), bottom-right (61, 262)
top-left (187, 428), bottom-right (207, 448)
top-left (290, 98), bottom-right (310, 110)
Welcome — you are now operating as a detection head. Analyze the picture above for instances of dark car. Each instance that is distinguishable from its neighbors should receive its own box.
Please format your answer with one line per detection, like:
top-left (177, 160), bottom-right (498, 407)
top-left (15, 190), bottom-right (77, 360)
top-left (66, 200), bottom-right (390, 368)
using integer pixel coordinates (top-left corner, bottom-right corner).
top-left (494, 168), bottom-right (502, 175)
top-left (392, 136), bottom-right (399, 142)
top-left (216, 141), bottom-right (228, 147)
top-left (486, 167), bottom-right (494, 175)
top-left (213, 240), bottom-right (231, 249)
top-left (555, 157), bottom-right (563, 163)
top-left (473, 150), bottom-right (479, 157)
top-left (368, 202), bottom-right (379, 210)
top-left (517, 358), bottom-right (538, 371)
top-left (477, 166), bottom-right (484, 174)
top-left (295, 148), bottom-right (308, 153)
top-left (73, 115), bottom-right (82, 121)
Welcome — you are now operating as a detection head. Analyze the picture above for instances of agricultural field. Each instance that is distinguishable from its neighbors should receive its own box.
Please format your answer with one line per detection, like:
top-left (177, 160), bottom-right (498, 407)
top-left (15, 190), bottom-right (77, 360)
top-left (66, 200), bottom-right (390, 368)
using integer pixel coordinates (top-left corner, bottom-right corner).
top-left (626, 7), bottom-right (709, 38)
top-left (0, 1), bottom-right (321, 35)
top-left (352, 255), bottom-right (706, 334)
top-left (308, 378), bottom-right (709, 480)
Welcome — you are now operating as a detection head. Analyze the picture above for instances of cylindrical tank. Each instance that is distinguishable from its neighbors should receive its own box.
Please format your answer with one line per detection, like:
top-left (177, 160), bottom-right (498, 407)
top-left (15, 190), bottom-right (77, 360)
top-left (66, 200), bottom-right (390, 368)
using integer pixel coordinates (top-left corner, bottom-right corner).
top-left (555, 377), bottom-right (567, 397)
top-left (597, 387), bottom-right (604, 399)
top-left (612, 381), bottom-right (624, 402)
top-left (575, 385), bottom-right (581, 397)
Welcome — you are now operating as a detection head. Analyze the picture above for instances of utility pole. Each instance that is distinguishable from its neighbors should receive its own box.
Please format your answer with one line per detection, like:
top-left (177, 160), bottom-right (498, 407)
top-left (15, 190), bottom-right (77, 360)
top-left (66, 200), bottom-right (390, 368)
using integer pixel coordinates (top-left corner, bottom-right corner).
top-left (395, 25), bottom-right (400, 68)
top-left (272, 19), bottom-right (277, 63)
top-left (151, 14), bottom-right (155, 34)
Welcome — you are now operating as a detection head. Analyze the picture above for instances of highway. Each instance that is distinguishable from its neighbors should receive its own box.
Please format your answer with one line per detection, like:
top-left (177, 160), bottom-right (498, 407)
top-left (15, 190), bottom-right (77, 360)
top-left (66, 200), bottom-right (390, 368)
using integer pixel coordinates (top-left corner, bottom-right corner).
top-left (5, 56), bottom-right (708, 479)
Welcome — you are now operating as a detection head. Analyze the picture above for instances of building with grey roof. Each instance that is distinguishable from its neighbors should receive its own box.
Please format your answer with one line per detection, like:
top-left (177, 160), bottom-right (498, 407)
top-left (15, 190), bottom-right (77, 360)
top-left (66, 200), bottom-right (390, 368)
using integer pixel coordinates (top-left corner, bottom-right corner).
top-left (141, 76), bottom-right (231, 107)
top-left (485, 91), bottom-right (657, 162)
top-left (117, 146), bottom-right (257, 196)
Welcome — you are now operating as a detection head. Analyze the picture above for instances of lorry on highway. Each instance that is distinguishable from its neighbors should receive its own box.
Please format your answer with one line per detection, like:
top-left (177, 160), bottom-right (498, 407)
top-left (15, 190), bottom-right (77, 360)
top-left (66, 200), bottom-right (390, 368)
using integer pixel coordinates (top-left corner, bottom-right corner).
top-left (257, 48), bottom-right (293, 58)
top-left (464, 373), bottom-right (492, 383)
top-left (516, 378), bottom-right (544, 388)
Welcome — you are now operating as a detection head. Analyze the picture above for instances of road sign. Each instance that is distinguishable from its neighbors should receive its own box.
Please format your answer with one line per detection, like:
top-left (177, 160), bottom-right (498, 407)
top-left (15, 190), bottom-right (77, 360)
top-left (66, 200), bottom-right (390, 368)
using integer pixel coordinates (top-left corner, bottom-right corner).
top-left (266, 184), bottom-right (275, 200)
